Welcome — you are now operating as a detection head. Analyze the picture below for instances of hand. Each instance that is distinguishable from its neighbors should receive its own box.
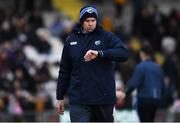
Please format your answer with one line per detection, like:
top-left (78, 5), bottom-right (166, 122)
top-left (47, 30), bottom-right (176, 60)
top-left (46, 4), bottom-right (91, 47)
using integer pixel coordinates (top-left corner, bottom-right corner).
top-left (56, 100), bottom-right (64, 115)
top-left (116, 90), bottom-right (126, 100)
top-left (84, 50), bottom-right (98, 62)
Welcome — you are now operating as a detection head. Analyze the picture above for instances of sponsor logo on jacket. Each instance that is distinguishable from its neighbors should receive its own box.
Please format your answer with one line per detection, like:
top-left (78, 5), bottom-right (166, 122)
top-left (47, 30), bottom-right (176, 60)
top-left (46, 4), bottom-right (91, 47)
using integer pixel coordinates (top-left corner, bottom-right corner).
top-left (70, 41), bottom-right (77, 45)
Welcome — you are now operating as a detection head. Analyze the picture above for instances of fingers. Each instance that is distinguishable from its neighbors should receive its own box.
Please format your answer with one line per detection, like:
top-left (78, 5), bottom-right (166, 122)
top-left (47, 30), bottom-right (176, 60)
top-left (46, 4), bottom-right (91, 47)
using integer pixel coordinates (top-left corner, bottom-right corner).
top-left (57, 107), bottom-right (64, 115)
top-left (84, 51), bottom-right (93, 61)
top-left (56, 101), bottom-right (64, 115)
top-left (84, 50), bottom-right (98, 62)
top-left (116, 91), bottom-right (126, 100)
top-left (57, 105), bottom-right (64, 115)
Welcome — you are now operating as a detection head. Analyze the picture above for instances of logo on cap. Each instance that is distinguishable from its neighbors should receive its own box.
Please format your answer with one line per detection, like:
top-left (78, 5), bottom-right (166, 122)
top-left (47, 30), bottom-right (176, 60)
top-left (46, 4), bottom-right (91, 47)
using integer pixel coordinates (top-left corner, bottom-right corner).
top-left (87, 8), bottom-right (94, 13)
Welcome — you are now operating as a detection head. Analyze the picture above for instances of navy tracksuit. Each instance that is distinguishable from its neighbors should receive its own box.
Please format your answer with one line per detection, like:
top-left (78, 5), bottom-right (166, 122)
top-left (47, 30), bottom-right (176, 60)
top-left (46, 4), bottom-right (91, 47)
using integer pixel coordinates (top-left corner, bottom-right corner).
top-left (56, 23), bottom-right (128, 121)
top-left (126, 59), bottom-right (165, 122)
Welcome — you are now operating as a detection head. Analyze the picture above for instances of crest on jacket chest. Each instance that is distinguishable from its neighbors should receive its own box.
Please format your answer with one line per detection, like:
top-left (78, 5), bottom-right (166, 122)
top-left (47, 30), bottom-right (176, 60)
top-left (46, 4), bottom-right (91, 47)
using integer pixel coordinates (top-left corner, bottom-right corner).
top-left (94, 40), bottom-right (101, 46)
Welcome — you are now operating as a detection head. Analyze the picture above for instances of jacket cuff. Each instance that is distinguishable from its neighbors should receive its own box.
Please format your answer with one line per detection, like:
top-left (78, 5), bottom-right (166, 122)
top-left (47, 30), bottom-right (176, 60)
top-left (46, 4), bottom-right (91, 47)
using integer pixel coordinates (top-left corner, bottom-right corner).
top-left (56, 95), bottom-right (64, 100)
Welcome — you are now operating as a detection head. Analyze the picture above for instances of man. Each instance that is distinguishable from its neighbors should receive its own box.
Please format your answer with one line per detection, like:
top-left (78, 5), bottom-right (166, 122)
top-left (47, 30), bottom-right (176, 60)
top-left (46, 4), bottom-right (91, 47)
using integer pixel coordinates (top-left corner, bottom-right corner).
top-left (117, 46), bottom-right (165, 122)
top-left (56, 5), bottom-right (128, 122)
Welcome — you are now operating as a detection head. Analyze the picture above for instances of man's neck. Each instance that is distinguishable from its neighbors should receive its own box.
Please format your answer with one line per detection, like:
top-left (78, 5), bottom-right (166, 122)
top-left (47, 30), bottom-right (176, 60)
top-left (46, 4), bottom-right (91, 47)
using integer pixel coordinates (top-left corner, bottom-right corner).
top-left (142, 56), bottom-right (151, 61)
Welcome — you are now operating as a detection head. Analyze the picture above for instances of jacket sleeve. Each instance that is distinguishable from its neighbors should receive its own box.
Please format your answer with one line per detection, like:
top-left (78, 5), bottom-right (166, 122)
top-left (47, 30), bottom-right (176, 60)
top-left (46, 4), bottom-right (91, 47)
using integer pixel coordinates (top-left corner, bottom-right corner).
top-left (125, 64), bottom-right (144, 95)
top-left (56, 40), bottom-right (72, 100)
top-left (98, 32), bottom-right (128, 62)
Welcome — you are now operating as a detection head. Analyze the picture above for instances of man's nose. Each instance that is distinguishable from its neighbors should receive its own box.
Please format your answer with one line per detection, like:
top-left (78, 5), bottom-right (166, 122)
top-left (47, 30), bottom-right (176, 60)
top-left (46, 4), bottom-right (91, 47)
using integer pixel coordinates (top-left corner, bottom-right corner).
top-left (89, 21), bottom-right (93, 26)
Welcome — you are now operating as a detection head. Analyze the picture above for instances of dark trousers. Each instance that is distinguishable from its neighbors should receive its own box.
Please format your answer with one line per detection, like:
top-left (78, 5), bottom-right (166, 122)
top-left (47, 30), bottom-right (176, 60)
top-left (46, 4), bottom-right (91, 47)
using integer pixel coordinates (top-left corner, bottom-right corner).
top-left (137, 98), bottom-right (160, 122)
top-left (69, 104), bottom-right (114, 122)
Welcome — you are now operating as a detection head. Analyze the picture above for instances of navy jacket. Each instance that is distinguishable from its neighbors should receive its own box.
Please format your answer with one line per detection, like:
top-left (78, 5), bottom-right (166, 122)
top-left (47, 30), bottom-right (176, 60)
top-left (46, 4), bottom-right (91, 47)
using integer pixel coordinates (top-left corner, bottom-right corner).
top-left (126, 59), bottom-right (165, 99)
top-left (56, 24), bottom-right (128, 105)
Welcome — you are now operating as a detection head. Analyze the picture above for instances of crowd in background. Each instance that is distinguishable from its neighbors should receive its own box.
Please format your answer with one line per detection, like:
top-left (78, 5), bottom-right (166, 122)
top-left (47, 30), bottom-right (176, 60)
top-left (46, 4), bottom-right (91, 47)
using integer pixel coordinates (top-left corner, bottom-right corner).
top-left (0, 0), bottom-right (180, 121)
top-left (111, 0), bottom-right (180, 111)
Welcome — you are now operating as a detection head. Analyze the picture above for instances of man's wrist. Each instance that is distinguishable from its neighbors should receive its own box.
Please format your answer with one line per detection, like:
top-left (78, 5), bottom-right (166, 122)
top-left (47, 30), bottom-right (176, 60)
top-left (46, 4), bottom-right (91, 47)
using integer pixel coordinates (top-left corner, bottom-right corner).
top-left (98, 50), bottom-right (104, 57)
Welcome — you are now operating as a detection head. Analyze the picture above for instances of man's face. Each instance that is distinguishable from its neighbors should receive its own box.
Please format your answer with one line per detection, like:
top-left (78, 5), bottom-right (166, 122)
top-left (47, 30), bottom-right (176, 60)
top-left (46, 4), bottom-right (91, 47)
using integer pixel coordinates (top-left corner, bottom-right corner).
top-left (83, 17), bottom-right (97, 33)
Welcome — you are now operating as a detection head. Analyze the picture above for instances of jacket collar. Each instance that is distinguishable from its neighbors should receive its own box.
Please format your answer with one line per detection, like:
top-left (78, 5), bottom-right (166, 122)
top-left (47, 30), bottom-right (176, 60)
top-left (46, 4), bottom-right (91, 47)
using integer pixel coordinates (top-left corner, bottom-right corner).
top-left (72, 23), bottom-right (103, 35)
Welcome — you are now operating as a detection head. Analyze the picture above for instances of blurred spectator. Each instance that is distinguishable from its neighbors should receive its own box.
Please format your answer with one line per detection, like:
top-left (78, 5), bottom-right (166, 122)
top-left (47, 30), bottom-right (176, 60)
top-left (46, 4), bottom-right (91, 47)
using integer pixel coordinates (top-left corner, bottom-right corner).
top-left (132, 6), bottom-right (155, 43)
top-left (160, 37), bottom-right (178, 109)
top-left (28, 8), bottom-right (44, 31)
top-left (151, 4), bottom-right (168, 51)
top-left (0, 19), bottom-right (16, 43)
top-left (114, 0), bottom-right (126, 18)
top-left (35, 62), bottom-right (50, 84)
top-left (0, 9), bottom-right (5, 26)
top-left (132, 0), bottom-right (146, 15)
top-left (49, 15), bottom-right (65, 38)
top-left (166, 9), bottom-right (180, 40)
top-left (35, 28), bottom-right (51, 54)
top-left (101, 16), bottom-right (114, 32)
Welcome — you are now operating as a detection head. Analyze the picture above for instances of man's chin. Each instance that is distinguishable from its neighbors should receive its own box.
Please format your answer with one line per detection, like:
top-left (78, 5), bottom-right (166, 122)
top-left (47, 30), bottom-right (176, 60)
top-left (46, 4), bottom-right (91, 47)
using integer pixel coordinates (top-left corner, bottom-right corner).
top-left (88, 29), bottom-right (94, 32)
